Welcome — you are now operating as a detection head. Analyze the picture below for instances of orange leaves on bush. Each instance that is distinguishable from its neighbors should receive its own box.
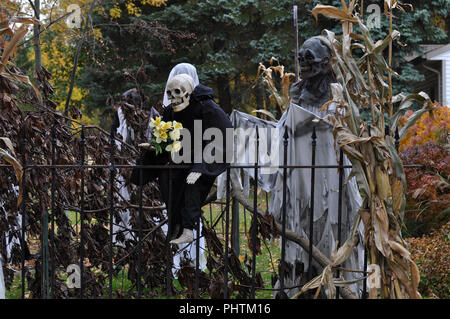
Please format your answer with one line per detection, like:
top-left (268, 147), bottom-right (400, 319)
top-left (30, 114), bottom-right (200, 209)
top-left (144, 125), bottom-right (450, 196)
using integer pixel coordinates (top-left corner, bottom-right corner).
top-left (399, 102), bottom-right (449, 229)
top-left (399, 102), bottom-right (449, 152)
top-left (400, 141), bottom-right (449, 227)
top-left (406, 222), bottom-right (450, 298)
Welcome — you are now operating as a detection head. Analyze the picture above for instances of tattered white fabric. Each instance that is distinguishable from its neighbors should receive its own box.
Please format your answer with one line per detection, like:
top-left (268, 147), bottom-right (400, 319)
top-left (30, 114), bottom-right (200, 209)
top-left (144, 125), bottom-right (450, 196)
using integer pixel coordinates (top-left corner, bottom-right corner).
top-left (217, 103), bottom-right (364, 298)
top-left (0, 184), bottom-right (22, 299)
top-left (161, 213), bottom-right (207, 277)
top-left (113, 107), bottom-right (134, 247)
top-left (0, 200), bottom-right (6, 299)
top-left (162, 63), bottom-right (200, 107)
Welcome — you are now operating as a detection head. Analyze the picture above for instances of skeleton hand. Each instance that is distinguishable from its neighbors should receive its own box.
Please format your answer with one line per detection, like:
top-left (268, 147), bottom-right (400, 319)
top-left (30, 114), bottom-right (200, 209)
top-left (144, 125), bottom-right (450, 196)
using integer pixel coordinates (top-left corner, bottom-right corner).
top-left (186, 172), bottom-right (201, 184)
top-left (138, 143), bottom-right (155, 151)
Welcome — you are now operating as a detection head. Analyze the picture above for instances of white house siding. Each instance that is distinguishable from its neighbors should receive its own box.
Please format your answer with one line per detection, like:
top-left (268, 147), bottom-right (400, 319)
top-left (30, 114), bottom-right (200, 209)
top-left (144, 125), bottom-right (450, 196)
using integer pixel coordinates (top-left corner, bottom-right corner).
top-left (429, 45), bottom-right (450, 107)
top-left (443, 60), bottom-right (450, 107)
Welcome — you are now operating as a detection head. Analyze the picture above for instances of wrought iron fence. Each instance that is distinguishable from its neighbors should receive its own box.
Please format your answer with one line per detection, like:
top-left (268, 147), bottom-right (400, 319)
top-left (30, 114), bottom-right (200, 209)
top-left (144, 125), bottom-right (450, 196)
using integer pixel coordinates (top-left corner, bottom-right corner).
top-left (0, 124), bottom-right (423, 299)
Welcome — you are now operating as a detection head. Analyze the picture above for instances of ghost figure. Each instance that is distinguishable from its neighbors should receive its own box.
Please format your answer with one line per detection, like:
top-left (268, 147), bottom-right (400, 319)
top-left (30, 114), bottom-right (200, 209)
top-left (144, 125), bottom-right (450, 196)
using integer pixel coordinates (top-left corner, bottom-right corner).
top-left (131, 64), bottom-right (232, 258)
top-left (276, 36), bottom-right (364, 297)
top-left (217, 36), bottom-right (364, 298)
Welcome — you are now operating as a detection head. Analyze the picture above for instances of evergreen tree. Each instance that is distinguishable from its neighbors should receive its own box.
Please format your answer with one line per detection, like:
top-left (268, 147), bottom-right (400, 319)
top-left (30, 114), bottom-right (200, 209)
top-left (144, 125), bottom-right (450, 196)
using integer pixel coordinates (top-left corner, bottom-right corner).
top-left (76, 0), bottom-right (450, 125)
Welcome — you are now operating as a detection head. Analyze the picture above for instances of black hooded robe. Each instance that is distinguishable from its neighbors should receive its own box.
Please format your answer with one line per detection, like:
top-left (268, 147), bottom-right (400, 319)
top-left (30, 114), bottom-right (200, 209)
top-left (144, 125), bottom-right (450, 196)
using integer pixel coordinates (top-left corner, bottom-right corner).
top-left (131, 84), bottom-right (233, 236)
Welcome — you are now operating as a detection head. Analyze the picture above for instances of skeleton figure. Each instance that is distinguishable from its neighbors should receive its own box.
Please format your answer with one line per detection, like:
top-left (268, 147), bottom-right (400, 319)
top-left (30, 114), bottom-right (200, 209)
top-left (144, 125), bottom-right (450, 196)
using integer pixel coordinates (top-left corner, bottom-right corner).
top-left (132, 65), bottom-right (232, 248)
top-left (290, 36), bottom-right (334, 110)
top-left (163, 63), bottom-right (200, 107)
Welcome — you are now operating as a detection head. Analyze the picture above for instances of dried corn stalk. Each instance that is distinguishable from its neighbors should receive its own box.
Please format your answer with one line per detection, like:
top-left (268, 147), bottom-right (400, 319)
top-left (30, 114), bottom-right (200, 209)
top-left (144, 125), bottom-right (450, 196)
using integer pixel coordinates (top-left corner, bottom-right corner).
top-left (1, 15), bottom-right (41, 209)
top-left (256, 57), bottom-right (295, 115)
top-left (309, 0), bottom-right (430, 299)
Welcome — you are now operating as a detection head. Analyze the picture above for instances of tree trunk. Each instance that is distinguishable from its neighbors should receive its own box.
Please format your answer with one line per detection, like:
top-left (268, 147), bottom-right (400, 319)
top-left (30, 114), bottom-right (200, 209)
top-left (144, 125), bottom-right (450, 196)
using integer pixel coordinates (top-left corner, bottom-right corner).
top-left (33, 0), bottom-right (41, 75)
top-left (216, 74), bottom-right (232, 114)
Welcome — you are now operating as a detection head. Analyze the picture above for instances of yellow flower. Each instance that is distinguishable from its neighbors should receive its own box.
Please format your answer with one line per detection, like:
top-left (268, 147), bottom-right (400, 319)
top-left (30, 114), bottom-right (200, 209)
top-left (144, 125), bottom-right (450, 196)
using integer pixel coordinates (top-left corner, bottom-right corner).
top-left (172, 121), bottom-right (183, 130)
top-left (165, 141), bottom-right (181, 153)
top-left (160, 121), bottom-right (172, 131)
top-left (150, 116), bottom-right (161, 128)
top-left (155, 130), bottom-right (168, 143)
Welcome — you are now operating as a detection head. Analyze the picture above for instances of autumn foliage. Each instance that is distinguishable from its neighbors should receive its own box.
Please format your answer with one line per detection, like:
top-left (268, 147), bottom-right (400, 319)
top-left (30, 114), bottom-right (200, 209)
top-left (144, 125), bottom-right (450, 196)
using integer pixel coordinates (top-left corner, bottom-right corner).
top-left (399, 103), bottom-right (449, 235)
top-left (406, 221), bottom-right (450, 299)
top-left (399, 102), bottom-right (449, 152)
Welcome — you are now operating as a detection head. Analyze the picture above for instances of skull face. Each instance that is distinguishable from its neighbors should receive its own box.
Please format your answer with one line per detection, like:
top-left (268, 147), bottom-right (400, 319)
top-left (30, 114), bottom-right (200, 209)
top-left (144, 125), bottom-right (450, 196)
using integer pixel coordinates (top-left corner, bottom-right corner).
top-left (166, 74), bottom-right (195, 112)
top-left (299, 38), bottom-right (331, 80)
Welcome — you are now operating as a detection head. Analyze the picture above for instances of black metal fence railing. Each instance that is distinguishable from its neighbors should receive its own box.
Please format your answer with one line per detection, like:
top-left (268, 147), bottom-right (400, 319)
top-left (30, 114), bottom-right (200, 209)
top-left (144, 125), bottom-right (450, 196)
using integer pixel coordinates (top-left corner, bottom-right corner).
top-left (0, 125), bottom-right (424, 299)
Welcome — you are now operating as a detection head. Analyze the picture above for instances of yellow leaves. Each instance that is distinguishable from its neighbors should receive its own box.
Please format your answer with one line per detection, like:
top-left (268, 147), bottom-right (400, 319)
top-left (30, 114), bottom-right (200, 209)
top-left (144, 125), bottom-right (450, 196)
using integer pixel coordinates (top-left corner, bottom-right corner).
top-left (92, 28), bottom-right (103, 41)
top-left (430, 9), bottom-right (446, 31)
top-left (109, 6), bottom-right (122, 19)
top-left (109, 0), bottom-right (168, 19)
top-left (399, 103), bottom-right (449, 152)
top-left (141, 0), bottom-right (167, 6)
top-left (126, 2), bottom-right (142, 17)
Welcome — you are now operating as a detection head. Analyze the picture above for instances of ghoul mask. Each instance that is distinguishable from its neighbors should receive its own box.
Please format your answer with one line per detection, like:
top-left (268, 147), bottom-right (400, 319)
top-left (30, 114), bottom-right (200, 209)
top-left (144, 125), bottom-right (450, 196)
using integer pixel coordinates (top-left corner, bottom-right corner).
top-left (290, 36), bottom-right (334, 108)
top-left (299, 37), bottom-right (331, 79)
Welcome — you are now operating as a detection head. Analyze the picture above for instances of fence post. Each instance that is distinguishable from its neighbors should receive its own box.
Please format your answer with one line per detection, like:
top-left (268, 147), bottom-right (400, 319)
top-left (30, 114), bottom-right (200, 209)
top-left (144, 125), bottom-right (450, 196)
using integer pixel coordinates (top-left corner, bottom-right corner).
top-left (138, 160), bottom-right (143, 298)
top-left (362, 247), bottom-right (368, 299)
top-left (41, 205), bottom-right (49, 298)
top-left (308, 125), bottom-right (317, 281)
top-left (20, 129), bottom-right (27, 299)
top-left (251, 128), bottom-right (259, 298)
top-left (79, 125), bottom-right (86, 299)
top-left (108, 126), bottom-right (115, 298)
top-left (224, 167), bottom-right (231, 298)
top-left (50, 122), bottom-right (56, 298)
top-left (231, 197), bottom-right (240, 256)
top-left (278, 127), bottom-right (289, 298)
top-left (166, 168), bottom-right (173, 296)
top-left (195, 216), bottom-right (200, 299)
top-left (336, 148), bottom-right (344, 299)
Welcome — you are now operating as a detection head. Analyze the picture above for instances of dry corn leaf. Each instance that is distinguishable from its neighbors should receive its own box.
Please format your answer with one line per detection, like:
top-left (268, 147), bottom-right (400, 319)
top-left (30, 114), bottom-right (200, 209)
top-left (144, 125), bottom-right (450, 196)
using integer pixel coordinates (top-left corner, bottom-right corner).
top-left (312, 5), bottom-right (358, 23)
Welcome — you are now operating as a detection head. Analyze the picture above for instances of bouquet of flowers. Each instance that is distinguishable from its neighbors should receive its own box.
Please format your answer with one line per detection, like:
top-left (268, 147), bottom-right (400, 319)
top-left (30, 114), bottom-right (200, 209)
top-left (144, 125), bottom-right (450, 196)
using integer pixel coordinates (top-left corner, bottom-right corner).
top-left (148, 116), bottom-right (183, 155)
